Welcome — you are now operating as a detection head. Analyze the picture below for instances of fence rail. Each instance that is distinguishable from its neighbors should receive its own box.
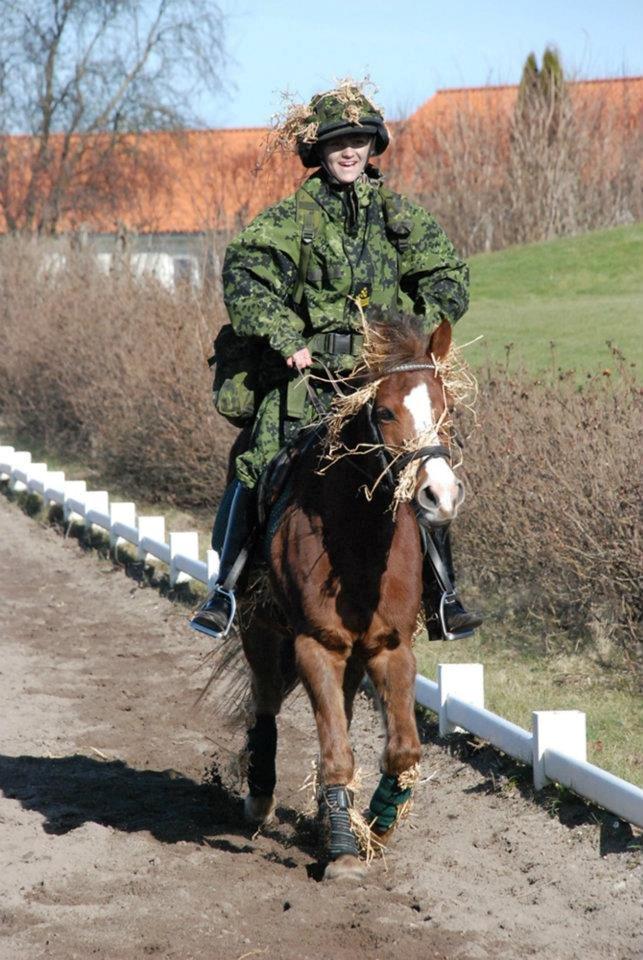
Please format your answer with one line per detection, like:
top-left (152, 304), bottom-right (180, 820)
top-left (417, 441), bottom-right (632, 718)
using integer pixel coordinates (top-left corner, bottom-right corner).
top-left (1, 443), bottom-right (641, 830)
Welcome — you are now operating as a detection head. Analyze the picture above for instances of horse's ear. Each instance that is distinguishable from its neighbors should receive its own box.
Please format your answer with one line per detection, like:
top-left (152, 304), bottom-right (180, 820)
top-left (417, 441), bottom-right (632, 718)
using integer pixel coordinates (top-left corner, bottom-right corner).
top-left (427, 319), bottom-right (452, 362)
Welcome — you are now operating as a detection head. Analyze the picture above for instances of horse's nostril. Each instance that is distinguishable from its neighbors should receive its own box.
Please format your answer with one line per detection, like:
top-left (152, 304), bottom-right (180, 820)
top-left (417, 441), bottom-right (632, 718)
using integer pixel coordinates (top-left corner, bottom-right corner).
top-left (422, 488), bottom-right (438, 507)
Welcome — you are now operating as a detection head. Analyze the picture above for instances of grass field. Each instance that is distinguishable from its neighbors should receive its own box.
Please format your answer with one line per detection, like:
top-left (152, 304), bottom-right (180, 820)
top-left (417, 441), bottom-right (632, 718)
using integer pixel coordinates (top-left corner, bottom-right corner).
top-left (457, 223), bottom-right (643, 374)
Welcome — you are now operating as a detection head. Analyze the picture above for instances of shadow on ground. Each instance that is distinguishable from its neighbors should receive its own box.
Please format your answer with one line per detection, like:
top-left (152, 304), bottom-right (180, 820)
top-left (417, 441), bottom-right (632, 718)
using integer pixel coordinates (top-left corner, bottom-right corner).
top-left (0, 752), bottom-right (325, 867)
top-left (0, 753), bottom-right (244, 842)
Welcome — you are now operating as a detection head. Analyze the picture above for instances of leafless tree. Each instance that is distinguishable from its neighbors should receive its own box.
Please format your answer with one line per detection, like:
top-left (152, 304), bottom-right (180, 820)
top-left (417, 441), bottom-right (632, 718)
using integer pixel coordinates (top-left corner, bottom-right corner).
top-left (0, 0), bottom-right (226, 234)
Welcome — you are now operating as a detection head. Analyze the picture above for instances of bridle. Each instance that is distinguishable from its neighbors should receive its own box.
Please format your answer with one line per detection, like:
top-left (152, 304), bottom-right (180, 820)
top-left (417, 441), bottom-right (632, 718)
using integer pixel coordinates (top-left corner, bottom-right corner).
top-left (366, 361), bottom-right (451, 493)
top-left (299, 359), bottom-right (452, 494)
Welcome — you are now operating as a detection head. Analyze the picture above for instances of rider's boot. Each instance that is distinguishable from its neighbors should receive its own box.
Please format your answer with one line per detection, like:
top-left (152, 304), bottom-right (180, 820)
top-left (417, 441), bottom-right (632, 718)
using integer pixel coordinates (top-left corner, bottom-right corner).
top-left (189, 479), bottom-right (255, 640)
top-left (422, 525), bottom-right (483, 641)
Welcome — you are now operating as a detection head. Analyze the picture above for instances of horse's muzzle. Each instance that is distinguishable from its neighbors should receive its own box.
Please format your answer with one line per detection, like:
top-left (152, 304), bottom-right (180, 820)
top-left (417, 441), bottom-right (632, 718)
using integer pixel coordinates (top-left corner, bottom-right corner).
top-left (415, 470), bottom-right (465, 526)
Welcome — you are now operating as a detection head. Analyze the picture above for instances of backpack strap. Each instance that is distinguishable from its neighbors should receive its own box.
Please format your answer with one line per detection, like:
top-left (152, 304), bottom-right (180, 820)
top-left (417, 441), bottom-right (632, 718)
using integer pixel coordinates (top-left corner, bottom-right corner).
top-left (293, 190), bottom-right (322, 306)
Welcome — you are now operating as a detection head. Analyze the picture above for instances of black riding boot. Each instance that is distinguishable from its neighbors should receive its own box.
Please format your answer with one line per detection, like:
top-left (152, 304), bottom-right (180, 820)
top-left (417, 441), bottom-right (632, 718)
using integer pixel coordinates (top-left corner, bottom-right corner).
top-left (422, 526), bottom-right (482, 641)
top-left (189, 479), bottom-right (255, 640)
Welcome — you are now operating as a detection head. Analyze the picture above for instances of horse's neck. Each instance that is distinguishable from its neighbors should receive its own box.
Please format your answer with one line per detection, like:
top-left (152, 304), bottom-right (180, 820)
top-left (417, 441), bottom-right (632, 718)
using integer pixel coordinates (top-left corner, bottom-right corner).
top-left (320, 451), bottom-right (396, 543)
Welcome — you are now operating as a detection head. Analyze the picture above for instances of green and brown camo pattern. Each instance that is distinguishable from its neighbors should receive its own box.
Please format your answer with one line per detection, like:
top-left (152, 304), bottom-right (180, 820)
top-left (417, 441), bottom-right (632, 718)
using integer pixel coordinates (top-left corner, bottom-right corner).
top-left (222, 170), bottom-right (469, 489)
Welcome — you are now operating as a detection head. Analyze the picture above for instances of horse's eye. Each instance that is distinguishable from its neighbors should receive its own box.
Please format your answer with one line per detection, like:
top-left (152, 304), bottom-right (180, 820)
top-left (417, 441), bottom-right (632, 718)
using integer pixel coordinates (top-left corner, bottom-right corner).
top-left (376, 406), bottom-right (396, 423)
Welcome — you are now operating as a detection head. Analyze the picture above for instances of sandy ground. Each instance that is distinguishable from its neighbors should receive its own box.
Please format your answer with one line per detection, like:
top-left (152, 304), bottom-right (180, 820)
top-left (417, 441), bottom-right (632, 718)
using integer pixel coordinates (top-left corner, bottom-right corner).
top-left (0, 492), bottom-right (640, 960)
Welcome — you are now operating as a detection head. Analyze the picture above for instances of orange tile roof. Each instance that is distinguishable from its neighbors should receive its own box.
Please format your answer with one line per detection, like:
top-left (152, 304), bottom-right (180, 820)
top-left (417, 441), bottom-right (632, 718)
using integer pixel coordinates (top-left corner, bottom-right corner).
top-left (406, 76), bottom-right (642, 132)
top-left (1, 77), bottom-right (640, 236)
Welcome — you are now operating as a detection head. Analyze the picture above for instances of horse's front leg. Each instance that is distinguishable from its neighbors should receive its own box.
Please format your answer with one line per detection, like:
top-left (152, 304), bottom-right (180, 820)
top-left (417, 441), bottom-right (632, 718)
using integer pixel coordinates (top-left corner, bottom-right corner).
top-left (366, 642), bottom-right (422, 842)
top-left (295, 633), bottom-right (366, 882)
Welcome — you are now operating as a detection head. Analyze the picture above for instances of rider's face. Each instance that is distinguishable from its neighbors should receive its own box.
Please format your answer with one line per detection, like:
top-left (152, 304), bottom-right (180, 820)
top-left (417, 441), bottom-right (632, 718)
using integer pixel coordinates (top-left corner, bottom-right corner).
top-left (320, 133), bottom-right (373, 184)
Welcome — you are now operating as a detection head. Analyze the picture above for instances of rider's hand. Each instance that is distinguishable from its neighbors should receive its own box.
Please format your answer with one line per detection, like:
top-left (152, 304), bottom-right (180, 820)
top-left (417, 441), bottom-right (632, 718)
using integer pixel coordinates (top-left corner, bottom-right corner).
top-left (286, 347), bottom-right (313, 370)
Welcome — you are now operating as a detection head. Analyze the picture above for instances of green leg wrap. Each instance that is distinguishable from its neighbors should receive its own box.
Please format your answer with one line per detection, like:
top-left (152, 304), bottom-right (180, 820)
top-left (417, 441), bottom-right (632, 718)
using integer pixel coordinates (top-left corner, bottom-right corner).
top-left (367, 772), bottom-right (413, 833)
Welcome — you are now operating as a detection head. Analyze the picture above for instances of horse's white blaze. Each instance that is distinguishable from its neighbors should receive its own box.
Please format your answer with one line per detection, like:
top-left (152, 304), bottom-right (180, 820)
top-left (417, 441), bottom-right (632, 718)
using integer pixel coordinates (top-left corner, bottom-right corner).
top-left (404, 383), bottom-right (434, 436)
top-left (403, 382), bottom-right (462, 522)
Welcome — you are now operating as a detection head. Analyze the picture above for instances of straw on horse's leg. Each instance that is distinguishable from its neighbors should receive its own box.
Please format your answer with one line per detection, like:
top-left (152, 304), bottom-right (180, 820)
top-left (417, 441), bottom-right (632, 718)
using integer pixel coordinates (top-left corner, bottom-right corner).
top-left (295, 633), bottom-right (366, 881)
top-left (366, 643), bottom-right (422, 843)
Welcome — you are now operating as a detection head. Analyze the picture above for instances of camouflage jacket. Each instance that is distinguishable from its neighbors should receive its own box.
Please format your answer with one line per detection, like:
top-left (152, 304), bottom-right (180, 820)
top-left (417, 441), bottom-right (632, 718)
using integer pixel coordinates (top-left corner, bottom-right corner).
top-left (222, 169), bottom-right (469, 363)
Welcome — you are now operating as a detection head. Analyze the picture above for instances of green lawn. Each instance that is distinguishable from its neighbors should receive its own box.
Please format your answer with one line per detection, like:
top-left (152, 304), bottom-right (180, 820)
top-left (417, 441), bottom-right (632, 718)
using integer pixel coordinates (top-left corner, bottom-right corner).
top-left (457, 223), bottom-right (643, 374)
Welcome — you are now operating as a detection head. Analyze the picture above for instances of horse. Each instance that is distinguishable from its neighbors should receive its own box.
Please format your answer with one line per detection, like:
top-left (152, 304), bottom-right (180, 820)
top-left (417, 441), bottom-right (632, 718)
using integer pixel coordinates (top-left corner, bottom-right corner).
top-left (236, 314), bottom-right (466, 881)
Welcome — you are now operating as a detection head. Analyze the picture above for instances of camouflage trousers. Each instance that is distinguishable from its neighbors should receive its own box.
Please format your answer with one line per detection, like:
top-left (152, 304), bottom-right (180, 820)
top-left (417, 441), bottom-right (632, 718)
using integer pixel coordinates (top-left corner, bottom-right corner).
top-left (234, 381), bottom-right (330, 490)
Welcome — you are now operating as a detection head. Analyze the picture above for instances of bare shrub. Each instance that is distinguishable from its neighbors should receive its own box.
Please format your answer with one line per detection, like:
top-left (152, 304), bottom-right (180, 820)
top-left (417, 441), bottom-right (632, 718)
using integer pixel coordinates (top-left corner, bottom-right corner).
top-left (0, 239), bottom-right (640, 660)
top-left (455, 360), bottom-right (642, 666)
top-left (0, 237), bottom-right (234, 507)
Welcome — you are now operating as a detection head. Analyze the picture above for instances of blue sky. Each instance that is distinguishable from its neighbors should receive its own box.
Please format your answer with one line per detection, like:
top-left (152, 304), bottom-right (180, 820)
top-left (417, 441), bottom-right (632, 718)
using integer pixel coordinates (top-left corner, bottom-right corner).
top-left (200, 0), bottom-right (643, 128)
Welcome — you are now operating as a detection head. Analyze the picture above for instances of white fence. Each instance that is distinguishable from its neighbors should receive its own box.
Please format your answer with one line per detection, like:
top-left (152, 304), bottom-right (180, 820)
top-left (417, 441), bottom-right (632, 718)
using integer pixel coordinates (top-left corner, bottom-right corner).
top-left (1, 443), bottom-right (642, 831)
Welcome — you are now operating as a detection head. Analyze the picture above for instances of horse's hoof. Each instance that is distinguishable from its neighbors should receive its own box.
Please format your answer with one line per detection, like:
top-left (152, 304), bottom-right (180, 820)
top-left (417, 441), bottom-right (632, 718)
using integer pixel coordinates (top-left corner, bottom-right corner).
top-left (244, 793), bottom-right (276, 825)
top-left (371, 824), bottom-right (396, 846)
top-left (323, 854), bottom-right (367, 882)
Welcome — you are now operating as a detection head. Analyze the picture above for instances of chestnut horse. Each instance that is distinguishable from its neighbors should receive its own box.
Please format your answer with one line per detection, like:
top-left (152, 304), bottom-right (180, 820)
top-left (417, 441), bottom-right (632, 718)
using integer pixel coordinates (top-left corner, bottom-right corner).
top-left (238, 315), bottom-right (464, 881)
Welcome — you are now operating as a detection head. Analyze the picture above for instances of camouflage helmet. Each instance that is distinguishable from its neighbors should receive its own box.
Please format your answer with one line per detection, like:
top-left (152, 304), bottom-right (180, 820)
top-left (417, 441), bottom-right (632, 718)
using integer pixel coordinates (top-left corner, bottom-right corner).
top-left (297, 85), bottom-right (389, 168)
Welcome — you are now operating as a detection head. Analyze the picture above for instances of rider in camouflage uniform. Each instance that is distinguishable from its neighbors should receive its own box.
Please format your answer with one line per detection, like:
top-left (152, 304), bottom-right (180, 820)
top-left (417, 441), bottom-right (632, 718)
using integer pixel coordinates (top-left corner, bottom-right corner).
top-left (191, 82), bottom-right (481, 641)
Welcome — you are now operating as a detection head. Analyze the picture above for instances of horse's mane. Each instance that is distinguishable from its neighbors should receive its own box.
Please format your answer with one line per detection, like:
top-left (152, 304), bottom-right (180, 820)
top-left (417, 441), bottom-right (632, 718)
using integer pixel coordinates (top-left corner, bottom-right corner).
top-left (358, 311), bottom-right (431, 381)
top-left (351, 310), bottom-right (477, 414)
top-left (320, 310), bottom-right (477, 498)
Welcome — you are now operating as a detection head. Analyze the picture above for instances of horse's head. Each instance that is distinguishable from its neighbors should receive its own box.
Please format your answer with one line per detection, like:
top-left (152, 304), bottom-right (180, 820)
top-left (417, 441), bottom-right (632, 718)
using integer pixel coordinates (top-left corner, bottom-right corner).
top-left (370, 318), bottom-right (465, 526)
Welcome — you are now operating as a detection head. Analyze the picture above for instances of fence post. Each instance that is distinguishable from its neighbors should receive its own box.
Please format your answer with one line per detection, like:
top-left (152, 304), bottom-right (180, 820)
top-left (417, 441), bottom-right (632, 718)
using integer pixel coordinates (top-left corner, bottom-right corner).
top-left (25, 463), bottom-right (49, 494)
top-left (137, 516), bottom-right (166, 562)
top-left (9, 451), bottom-right (32, 491)
top-left (0, 446), bottom-right (16, 478)
top-left (169, 531), bottom-right (199, 586)
top-left (43, 471), bottom-right (66, 506)
top-left (84, 490), bottom-right (110, 529)
top-left (438, 663), bottom-right (485, 737)
top-left (206, 549), bottom-right (219, 589)
top-left (532, 710), bottom-right (587, 791)
top-left (63, 480), bottom-right (87, 521)
top-left (109, 502), bottom-right (137, 550)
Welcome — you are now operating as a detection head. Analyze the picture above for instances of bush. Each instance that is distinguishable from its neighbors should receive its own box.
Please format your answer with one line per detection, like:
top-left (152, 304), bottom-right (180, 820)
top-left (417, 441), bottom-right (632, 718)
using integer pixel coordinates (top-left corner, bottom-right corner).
top-left (0, 238), bottom-right (235, 507)
top-left (0, 239), bottom-right (640, 662)
top-left (455, 362), bottom-right (641, 666)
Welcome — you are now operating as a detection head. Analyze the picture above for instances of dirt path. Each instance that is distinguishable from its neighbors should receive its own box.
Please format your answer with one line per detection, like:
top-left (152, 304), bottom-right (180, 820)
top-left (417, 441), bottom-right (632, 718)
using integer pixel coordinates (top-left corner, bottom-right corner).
top-left (0, 494), bottom-right (640, 960)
